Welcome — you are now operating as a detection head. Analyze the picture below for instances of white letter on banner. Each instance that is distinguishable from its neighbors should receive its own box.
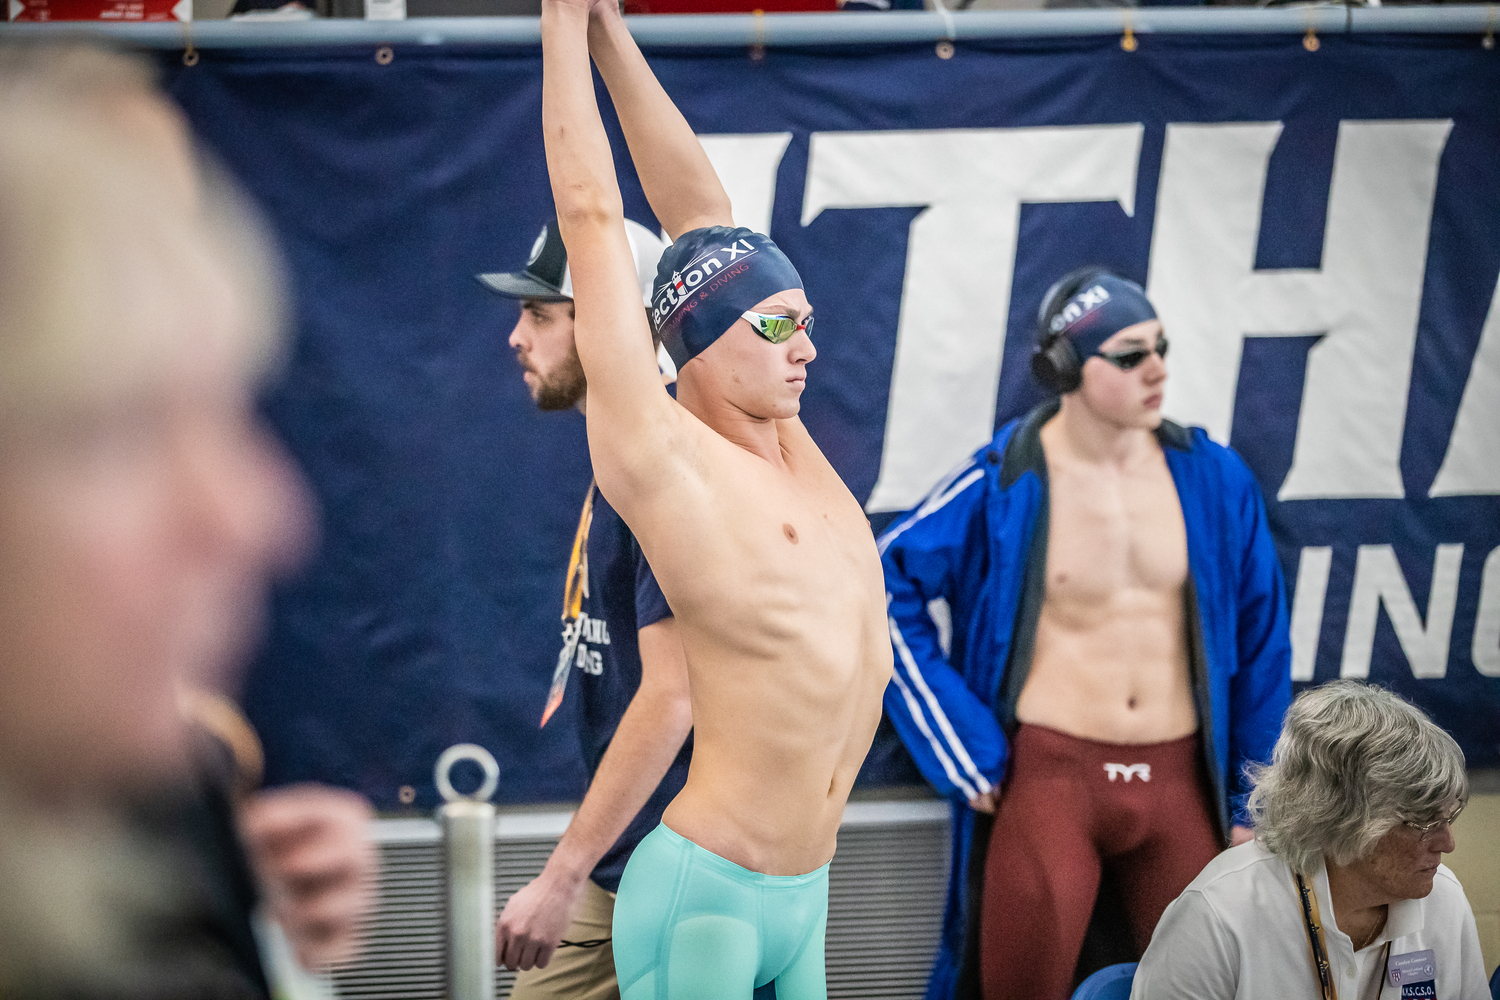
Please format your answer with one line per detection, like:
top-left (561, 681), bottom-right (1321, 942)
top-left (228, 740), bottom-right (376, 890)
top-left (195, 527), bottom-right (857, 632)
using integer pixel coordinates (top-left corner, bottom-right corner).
top-left (698, 133), bottom-right (793, 236)
top-left (802, 126), bottom-right (1144, 513)
top-left (1341, 543), bottom-right (1464, 679)
top-left (1474, 546), bottom-right (1500, 677)
top-left (1430, 273), bottom-right (1500, 496)
top-left (1290, 546), bottom-right (1333, 681)
top-left (1148, 120), bottom-right (1453, 500)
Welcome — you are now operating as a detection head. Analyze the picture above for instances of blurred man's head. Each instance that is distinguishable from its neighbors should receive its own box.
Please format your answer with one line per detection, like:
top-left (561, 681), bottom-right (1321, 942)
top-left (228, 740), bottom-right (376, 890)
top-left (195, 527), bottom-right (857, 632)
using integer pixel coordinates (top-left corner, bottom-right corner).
top-left (0, 45), bottom-right (311, 803)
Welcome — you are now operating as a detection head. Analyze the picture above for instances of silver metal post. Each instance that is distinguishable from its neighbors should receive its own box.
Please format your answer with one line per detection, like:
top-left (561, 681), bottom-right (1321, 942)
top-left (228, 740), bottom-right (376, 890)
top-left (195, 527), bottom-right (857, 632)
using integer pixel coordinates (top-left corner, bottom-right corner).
top-left (435, 743), bottom-right (500, 1000)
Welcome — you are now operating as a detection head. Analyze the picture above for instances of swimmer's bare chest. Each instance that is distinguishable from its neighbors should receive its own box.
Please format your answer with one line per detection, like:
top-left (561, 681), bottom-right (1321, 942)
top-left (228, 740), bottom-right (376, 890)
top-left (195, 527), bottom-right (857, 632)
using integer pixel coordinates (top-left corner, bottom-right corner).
top-left (628, 419), bottom-right (891, 872)
top-left (638, 419), bottom-right (889, 671)
top-left (1016, 428), bottom-right (1198, 745)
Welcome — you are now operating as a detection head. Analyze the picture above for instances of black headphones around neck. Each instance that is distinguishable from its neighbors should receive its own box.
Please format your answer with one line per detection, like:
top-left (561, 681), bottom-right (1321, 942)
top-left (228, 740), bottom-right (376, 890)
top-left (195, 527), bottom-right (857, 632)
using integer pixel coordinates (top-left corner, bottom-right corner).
top-left (1029, 266), bottom-right (1117, 395)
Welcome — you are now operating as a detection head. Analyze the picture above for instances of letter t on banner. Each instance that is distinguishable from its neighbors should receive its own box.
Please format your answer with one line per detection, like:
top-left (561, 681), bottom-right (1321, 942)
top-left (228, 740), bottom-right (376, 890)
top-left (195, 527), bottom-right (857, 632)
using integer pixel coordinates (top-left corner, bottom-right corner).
top-left (802, 126), bottom-right (1144, 513)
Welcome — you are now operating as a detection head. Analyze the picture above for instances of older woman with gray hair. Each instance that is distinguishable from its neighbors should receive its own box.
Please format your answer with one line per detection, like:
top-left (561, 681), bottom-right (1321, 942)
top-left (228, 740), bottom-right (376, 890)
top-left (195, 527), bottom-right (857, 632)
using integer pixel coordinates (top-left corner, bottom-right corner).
top-left (1132, 680), bottom-right (1487, 1000)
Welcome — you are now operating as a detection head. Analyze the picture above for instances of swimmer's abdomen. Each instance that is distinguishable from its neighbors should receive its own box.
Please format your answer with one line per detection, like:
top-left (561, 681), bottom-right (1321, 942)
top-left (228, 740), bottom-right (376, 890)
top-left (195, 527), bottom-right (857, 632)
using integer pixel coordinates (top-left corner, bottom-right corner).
top-left (615, 416), bottom-right (893, 877)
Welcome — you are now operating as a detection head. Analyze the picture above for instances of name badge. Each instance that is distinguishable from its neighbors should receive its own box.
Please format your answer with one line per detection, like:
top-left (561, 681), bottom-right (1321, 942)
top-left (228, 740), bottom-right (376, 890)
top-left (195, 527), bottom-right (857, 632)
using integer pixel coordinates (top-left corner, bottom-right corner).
top-left (1388, 949), bottom-right (1436, 998)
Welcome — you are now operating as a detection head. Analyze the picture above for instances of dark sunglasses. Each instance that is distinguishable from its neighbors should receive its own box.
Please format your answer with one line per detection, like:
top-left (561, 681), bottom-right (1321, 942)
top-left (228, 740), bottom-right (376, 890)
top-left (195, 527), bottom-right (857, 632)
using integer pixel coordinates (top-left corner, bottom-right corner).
top-left (1096, 335), bottom-right (1168, 371)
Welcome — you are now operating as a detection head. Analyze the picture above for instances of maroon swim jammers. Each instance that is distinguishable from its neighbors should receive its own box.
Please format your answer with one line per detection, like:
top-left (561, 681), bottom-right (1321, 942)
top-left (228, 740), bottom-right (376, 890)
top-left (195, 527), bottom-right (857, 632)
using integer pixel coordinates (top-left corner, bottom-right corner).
top-left (978, 723), bottom-right (1221, 1000)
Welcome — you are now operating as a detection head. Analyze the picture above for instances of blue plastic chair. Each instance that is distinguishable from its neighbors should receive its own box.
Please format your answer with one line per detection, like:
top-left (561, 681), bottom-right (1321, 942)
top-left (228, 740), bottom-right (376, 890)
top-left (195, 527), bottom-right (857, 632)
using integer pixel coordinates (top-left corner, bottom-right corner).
top-left (1072, 962), bottom-right (1139, 1000)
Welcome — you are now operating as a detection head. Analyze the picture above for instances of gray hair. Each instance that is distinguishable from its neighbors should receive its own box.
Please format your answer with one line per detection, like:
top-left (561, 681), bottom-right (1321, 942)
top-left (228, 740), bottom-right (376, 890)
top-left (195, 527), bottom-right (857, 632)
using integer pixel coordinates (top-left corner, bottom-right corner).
top-left (1246, 681), bottom-right (1467, 874)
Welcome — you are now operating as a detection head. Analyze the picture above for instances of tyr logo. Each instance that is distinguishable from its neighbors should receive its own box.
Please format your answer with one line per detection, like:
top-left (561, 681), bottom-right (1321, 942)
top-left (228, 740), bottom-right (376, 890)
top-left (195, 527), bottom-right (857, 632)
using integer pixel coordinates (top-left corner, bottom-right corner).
top-left (1104, 762), bottom-right (1151, 783)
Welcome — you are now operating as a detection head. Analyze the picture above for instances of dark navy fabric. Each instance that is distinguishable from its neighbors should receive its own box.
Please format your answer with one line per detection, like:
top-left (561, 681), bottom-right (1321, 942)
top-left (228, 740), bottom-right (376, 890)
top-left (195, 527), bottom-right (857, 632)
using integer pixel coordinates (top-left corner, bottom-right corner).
top-left (155, 33), bottom-right (1499, 814)
top-left (879, 403), bottom-right (1292, 1000)
top-left (572, 486), bottom-right (688, 893)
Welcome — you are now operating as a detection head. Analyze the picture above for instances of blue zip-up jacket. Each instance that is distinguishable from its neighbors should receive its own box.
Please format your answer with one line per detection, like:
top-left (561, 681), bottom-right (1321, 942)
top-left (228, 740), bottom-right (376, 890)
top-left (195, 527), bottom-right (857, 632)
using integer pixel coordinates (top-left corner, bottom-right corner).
top-left (879, 400), bottom-right (1291, 1000)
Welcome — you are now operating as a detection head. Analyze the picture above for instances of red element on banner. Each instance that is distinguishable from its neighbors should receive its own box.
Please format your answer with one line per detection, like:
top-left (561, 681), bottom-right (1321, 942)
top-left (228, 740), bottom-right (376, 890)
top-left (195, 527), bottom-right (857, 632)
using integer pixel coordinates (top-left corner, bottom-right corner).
top-left (9, 0), bottom-right (186, 21)
top-left (624, 0), bottom-right (835, 11)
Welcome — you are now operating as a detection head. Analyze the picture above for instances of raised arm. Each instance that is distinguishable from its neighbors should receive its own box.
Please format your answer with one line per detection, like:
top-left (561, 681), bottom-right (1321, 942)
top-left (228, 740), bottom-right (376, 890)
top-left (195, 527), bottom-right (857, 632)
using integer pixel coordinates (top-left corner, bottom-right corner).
top-left (540, 1), bottom-right (674, 475)
top-left (586, 5), bottom-right (732, 239)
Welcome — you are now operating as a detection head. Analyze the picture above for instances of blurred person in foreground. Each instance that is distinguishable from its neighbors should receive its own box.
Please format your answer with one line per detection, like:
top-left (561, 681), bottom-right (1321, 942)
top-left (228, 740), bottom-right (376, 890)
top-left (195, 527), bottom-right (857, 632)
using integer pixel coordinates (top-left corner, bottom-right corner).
top-left (1133, 680), bottom-right (1488, 999)
top-left (0, 43), bottom-right (373, 997)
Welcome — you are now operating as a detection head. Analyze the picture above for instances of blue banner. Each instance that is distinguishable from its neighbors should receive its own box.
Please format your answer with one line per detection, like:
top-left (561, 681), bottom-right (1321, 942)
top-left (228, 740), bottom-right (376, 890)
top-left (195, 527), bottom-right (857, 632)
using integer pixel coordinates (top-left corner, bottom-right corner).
top-left (162, 29), bottom-right (1500, 809)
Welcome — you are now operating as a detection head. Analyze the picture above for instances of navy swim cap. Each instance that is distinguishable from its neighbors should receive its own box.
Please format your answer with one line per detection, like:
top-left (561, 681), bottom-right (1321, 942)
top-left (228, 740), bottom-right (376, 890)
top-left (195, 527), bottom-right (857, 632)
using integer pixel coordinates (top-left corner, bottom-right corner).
top-left (1047, 273), bottom-right (1157, 360)
top-left (650, 226), bottom-right (804, 370)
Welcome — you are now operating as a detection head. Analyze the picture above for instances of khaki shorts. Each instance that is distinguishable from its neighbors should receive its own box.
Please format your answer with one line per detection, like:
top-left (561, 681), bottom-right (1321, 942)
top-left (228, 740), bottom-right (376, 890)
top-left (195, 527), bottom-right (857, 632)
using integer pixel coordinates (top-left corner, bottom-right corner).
top-left (509, 878), bottom-right (618, 1000)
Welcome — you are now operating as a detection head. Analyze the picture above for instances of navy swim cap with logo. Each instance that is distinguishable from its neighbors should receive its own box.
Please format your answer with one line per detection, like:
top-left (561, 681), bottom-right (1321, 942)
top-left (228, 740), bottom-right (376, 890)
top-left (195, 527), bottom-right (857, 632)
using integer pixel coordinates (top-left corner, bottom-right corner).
top-left (650, 226), bottom-right (804, 370)
top-left (1046, 273), bottom-right (1158, 359)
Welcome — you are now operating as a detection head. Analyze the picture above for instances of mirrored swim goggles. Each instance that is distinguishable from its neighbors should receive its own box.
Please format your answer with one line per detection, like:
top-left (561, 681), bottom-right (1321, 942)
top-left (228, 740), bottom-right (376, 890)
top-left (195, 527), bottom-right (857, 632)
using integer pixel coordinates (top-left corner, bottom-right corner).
top-left (1096, 334), bottom-right (1168, 371)
top-left (741, 309), bottom-right (814, 344)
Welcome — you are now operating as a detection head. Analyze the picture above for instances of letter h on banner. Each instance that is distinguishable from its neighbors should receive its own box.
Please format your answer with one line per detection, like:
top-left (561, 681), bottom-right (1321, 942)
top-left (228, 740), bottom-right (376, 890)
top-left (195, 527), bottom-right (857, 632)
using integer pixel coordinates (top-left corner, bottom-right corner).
top-left (802, 125), bottom-right (1146, 513)
top-left (1147, 120), bottom-right (1453, 501)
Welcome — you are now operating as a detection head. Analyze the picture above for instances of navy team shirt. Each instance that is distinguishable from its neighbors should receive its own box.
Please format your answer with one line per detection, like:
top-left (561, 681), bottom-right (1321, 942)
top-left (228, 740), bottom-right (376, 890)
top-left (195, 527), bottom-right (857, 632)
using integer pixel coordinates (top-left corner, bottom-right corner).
top-left (570, 486), bottom-right (689, 893)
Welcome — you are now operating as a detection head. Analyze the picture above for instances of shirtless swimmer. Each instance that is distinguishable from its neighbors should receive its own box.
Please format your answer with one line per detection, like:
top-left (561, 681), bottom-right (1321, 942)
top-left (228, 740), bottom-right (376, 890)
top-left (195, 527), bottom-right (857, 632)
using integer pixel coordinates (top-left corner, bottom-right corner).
top-left (538, 3), bottom-right (893, 999)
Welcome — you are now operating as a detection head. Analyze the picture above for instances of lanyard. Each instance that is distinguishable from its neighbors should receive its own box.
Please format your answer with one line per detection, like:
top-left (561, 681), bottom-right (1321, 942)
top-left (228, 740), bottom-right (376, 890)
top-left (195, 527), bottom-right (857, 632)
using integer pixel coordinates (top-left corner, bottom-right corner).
top-left (1297, 872), bottom-right (1341, 1000)
top-left (1296, 873), bottom-right (1394, 1000)
top-left (562, 480), bottom-right (596, 620)
top-left (539, 480), bottom-right (597, 728)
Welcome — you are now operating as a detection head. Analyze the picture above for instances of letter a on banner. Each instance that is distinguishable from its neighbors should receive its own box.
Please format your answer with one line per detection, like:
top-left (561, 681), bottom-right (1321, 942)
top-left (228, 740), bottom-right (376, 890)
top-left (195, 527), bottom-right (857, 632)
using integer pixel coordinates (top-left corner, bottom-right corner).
top-left (1430, 273), bottom-right (1500, 496)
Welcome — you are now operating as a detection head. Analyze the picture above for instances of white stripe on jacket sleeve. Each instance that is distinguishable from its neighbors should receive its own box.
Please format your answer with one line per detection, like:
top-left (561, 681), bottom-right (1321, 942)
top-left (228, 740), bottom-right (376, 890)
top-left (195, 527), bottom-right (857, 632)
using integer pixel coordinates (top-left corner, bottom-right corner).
top-left (877, 466), bottom-right (984, 556)
top-left (889, 614), bottom-right (992, 800)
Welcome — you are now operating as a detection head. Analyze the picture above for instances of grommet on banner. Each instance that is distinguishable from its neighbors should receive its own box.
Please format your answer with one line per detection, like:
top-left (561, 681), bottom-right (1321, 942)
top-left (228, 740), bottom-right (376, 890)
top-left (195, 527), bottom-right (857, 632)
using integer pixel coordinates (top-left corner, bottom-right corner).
top-left (181, 21), bottom-right (198, 66)
top-left (1120, 15), bottom-right (1138, 52)
top-left (376, 45), bottom-right (395, 65)
top-left (1483, 5), bottom-right (1495, 48)
top-left (933, 0), bottom-right (956, 58)
top-left (750, 8), bottom-right (766, 62)
top-left (1303, 11), bottom-right (1320, 51)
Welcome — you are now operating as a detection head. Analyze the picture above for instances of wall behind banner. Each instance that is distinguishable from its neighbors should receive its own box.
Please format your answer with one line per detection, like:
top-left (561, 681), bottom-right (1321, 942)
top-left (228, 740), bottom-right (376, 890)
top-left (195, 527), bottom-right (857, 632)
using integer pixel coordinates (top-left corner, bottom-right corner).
top-left (160, 31), bottom-right (1500, 813)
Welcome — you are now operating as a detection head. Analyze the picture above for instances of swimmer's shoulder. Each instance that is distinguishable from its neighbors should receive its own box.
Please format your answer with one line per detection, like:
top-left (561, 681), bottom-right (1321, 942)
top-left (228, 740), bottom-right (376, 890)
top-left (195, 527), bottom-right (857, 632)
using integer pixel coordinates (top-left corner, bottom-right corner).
top-left (1157, 418), bottom-right (1264, 500)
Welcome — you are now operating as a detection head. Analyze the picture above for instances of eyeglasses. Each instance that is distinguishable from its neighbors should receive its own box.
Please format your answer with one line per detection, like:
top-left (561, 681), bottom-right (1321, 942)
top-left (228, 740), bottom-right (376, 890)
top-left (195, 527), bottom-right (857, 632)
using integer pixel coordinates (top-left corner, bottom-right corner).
top-left (741, 310), bottom-right (814, 345)
top-left (1402, 802), bottom-right (1465, 841)
top-left (1096, 335), bottom-right (1168, 371)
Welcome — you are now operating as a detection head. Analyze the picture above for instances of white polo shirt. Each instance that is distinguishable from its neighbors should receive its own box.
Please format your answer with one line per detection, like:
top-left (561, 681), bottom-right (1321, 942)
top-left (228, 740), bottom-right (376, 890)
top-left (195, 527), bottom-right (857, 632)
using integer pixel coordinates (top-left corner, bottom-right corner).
top-left (1131, 840), bottom-right (1488, 1000)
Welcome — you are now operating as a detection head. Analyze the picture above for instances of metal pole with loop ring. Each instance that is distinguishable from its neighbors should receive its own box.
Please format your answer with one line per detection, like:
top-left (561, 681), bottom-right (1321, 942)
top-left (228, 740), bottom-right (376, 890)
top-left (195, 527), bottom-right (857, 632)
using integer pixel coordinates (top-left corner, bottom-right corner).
top-left (435, 743), bottom-right (500, 1000)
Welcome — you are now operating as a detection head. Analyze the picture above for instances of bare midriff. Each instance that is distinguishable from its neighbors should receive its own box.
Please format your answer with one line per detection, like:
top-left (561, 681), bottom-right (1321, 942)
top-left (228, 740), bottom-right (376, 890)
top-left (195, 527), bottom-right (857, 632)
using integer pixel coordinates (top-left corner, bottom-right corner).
top-left (621, 415), bottom-right (892, 877)
top-left (1015, 419), bottom-right (1197, 746)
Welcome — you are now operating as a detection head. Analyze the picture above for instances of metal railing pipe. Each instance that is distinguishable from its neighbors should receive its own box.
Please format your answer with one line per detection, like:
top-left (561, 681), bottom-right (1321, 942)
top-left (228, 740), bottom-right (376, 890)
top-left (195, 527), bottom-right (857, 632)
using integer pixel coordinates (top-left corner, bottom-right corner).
top-left (0, 5), bottom-right (1494, 49)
